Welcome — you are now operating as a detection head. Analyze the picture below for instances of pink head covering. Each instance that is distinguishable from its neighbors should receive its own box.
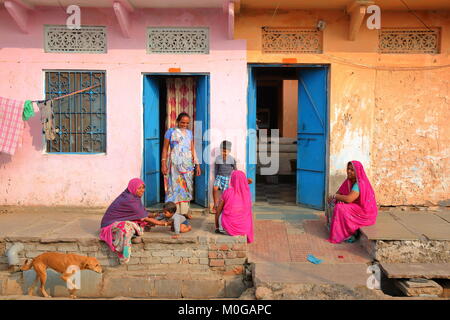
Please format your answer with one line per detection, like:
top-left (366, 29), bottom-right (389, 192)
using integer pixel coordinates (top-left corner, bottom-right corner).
top-left (127, 178), bottom-right (145, 196)
top-left (328, 161), bottom-right (378, 243)
top-left (220, 170), bottom-right (254, 243)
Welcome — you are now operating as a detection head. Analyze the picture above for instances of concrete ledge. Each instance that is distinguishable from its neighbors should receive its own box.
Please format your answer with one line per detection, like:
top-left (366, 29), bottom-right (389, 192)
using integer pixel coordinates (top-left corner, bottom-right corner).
top-left (1, 270), bottom-right (246, 298)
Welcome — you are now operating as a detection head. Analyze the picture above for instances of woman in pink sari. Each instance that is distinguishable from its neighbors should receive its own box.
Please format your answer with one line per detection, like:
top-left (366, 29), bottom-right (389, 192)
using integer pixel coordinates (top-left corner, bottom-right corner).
top-left (326, 161), bottom-right (378, 244)
top-left (214, 170), bottom-right (254, 243)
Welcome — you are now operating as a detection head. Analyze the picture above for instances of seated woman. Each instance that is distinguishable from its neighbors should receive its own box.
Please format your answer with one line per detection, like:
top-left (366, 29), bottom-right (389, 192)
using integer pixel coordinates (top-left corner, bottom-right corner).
top-left (326, 160), bottom-right (378, 244)
top-left (99, 178), bottom-right (168, 264)
top-left (214, 170), bottom-right (254, 243)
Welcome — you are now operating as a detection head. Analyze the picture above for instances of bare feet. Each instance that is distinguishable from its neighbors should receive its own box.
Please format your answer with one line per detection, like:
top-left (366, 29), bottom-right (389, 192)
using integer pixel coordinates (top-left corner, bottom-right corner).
top-left (131, 237), bottom-right (143, 244)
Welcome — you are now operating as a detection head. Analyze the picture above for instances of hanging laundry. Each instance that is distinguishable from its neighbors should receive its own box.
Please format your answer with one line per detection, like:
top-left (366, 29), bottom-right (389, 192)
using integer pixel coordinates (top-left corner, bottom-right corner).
top-left (37, 100), bottom-right (56, 141)
top-left (22, 100), bottom-right (35, 121)
top-left (0, 97), bottom-right (25, 155)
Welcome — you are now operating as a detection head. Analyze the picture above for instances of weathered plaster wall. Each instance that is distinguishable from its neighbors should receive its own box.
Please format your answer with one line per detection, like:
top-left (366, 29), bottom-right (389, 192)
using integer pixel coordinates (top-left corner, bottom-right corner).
top-left (236, 9), bottom-right (450, 205)
top-left (0, 8), bottom-right (247, 206)
top-left (282, 80), bottom-right (298, 139)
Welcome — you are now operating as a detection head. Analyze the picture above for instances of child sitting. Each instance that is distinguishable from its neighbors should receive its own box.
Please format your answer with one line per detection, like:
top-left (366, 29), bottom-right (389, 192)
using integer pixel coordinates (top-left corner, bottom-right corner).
top-left (212, 140), bottom-right (237, 213)
top-left (156, 201), bottom-right (192, 237)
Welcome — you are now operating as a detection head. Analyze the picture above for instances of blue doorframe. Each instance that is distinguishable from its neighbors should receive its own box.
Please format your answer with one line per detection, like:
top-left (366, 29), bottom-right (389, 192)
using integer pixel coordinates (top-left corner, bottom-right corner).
top-left (246, 64), bottom-right (329, 210)
top-left (143, 74), bottom-right (210, 208)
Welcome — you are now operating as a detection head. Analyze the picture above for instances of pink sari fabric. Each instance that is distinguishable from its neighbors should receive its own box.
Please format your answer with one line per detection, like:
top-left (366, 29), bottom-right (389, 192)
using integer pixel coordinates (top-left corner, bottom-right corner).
top-left (220, 170), bottom-right (254, 243)
top-left (328, 160), bottom-right (378, 243)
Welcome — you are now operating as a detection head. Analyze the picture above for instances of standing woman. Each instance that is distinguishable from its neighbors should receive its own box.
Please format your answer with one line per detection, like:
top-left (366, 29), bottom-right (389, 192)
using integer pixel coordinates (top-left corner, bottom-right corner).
top-left (161, 112), bottom-right (201, 216)
top-left (326, 160), bottom-right (378, 244)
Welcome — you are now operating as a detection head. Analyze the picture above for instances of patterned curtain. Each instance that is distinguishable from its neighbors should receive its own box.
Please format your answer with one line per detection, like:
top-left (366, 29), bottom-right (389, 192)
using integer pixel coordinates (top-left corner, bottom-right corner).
top-left (166, 78), bottom-right (196, 131)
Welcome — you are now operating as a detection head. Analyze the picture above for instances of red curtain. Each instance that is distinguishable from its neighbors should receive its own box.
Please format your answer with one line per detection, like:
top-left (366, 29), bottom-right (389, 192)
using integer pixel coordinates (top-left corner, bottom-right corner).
top-left (166, 78), bottom-right (196, 131)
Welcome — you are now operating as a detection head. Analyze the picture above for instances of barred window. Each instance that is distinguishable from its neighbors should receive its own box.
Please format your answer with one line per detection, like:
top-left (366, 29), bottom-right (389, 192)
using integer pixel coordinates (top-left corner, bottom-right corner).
top-left (379, 28), bottom-right (441, 54)
top-left (45, 71), bottom-right (106, 153)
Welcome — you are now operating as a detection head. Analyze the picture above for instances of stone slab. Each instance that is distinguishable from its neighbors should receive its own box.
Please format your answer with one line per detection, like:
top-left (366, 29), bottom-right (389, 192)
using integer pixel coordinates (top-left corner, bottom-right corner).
top-left (47, 218), bottom-right (100, 239)
top-left (360, 222), bottom-right (418, 241)
top-left (254, 262), bottom-right (369, 287)
top-left (380, 263), bottom-right (450, 279)
top-left (23, 269), bottom-right (103, 297)
top-left (181, 279), bottom-right (225, 298)
top-left (434, 212), bottom-right (450, 224)
top-left (391, 212), bottom-right (450, 240)
top-left (395, 279), bottom-right (443, 297)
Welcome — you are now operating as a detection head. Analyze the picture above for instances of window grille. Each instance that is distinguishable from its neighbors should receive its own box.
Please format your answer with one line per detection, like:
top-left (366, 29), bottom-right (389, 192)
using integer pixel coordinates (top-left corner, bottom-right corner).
top-left (45, 71), bottom-right (106, 153)
top-left (379, 28), bottom-right (440, 54)
top-left (147, 27), bottom-right (209, 54)
top-left (44, 25), bottom-right (107, 53)
top-left (262, 27), bottom-right (323, 54)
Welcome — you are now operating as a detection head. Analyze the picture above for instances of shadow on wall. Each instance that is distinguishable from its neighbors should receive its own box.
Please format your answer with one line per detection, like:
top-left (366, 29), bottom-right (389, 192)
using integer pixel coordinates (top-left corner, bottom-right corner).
top-left (0, 153), bottom-right (12, 166)
top-left (329, 174), bottom-right (347, 195)
top-left (26, 117), bottom-right (43, 151)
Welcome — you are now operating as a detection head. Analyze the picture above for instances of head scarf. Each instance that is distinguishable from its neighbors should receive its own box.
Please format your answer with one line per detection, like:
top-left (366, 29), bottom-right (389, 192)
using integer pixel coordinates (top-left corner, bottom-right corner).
top-left (338, 160), bottom-right (378, 216)
top-left (100, 178), bottom-right (147, 228)
top-left (220, 170), bottom-right (254, 243)
top-left (127, 178), bottom-right (145, 196)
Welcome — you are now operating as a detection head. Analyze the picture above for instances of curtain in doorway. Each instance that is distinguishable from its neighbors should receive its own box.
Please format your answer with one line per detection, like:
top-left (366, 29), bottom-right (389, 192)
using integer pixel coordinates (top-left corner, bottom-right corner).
top-left (166, 78), bottom-right (196, 131)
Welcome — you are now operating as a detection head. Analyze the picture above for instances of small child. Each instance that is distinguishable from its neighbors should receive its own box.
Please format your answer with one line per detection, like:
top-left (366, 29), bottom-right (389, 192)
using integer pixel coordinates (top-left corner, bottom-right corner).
top-left (212, 140), bottom-right (237, 213)
top-left (156, 201), bottom-right (192, 237)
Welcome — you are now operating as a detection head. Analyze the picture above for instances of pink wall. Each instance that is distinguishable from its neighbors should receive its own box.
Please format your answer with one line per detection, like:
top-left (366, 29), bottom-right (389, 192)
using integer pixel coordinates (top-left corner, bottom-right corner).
top-left (0, 7), bottom-right (247, 206)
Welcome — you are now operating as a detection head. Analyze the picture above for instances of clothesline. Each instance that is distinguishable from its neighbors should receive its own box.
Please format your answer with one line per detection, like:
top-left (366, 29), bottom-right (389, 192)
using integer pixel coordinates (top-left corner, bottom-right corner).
top-left (32, 83), bottom-right (101, 103)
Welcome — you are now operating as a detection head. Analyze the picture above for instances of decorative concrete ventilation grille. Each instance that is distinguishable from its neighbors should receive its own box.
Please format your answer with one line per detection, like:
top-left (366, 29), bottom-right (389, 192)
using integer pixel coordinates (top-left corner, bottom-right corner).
top-left (262, 27), bottom-right (323, 53)
top-left (44, 25), bottom-right (107, 53)
top-left (379, 28), bottom-right (440, 54)
top-left (147, 27), bottom-right (209, 54)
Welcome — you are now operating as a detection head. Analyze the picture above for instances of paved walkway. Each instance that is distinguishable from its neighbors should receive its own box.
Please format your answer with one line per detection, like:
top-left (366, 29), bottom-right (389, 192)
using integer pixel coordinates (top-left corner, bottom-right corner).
top-left (249, 204), bottom-right (371, 264)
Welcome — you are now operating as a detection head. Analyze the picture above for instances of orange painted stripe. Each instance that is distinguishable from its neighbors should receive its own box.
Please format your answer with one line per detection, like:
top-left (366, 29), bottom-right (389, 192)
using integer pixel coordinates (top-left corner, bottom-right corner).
top-left (282, 58), bottom-right (297, 64)
top-left (168, 68), bottom-right (181, 73)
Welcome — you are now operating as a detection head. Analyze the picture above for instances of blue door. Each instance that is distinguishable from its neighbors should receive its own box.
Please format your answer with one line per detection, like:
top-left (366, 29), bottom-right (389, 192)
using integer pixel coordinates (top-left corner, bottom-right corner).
top-left (143, 76), bottom-right (160, 206)
top-left (194, 76), bottom-right (210, 207)
top-left (297, 67), bottom-right (328, 210)
top-left (246, 67), bottom-right (257, 202)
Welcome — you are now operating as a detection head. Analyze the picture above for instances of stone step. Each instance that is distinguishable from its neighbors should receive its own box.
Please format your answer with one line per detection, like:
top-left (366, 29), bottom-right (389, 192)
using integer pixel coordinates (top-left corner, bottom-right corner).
top-left (394, 279), bottom-right (443, 297)
top-left (0, 268), bottom-right (248, 299)
top-left (359, 211), bottom-right (450, 264)
top-left (380, 263), bottom-right (450, 279)
top-left (252, 262), bottom-right (385, 299)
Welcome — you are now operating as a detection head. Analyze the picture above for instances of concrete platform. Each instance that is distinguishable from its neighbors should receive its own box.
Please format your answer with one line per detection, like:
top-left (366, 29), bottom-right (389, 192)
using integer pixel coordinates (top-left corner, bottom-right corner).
top-left (360, 211), bottom-right (450, 241)
top-left (252, 262), bottom-right (384, 299)
top-left (359, 211), bottom-right (450, 264)
top-left (380, 263), bottom-right (450, 279)
top-left (0, 206), bottom-right (250, 299)
top-left (254, 262), bottom-right (369, 286)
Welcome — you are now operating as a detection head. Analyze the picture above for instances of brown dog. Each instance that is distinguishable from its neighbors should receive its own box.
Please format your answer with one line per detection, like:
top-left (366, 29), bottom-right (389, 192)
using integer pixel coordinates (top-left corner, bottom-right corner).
top-left (21, 252), bottom-right (102, 298)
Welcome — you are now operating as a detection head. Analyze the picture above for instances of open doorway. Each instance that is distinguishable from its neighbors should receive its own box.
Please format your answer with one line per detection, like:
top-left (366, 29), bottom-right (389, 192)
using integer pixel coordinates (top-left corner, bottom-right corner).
top-left (247, 65), bottom-right (328, 210)
top-left (143, 74), bottom-right (210, 208)
top-left (255, 68), bottom-right (298, 205)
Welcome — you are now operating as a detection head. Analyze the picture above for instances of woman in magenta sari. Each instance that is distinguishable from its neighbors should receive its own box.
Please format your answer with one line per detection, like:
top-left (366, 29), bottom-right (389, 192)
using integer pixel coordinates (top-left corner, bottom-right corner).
top-left (214, 170), bottom-right (254, 243)
top-left (326, 160), bottom-right (378, 244)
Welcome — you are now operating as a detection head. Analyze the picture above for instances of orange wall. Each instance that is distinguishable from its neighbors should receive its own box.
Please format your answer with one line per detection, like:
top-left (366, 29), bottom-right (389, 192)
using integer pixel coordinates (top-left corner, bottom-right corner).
top-left (236, 9), bottom-right (450, 206)
top-left (282, 80), bottom-right (298, 139)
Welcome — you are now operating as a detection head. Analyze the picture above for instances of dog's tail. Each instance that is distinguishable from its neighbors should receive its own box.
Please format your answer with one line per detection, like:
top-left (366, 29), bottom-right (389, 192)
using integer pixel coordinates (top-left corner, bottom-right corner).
top-left (20, 259), bottom-right (33, 271)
